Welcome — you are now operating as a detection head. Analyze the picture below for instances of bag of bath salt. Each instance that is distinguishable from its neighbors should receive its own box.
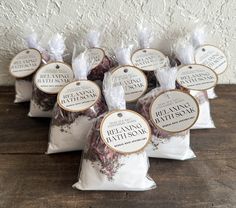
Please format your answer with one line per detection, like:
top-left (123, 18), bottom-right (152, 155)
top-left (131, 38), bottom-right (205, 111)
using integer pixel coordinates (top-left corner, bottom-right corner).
top-left (85, 30), bottom-right (116, 82)
top-left (137, 64), bottom-right (199, 160)
top-left (109, 44), bottom-right (147, 110)
top-left (175, 36), bottom-right (215, 129)
top-left (73, 73), bottom-right (156, 191)
top-left (131, 22), bottom-right (167, 88)
top-left (28, 34), bottom-right (73, 117)
top-left (10, 27), bottom-right (49, 103)
top-left (191, 24), bottom-right (228, 99)
top-left (176, 66), bottom-right (218, 130)
top-left (47, 51), bottom-right (107, 154)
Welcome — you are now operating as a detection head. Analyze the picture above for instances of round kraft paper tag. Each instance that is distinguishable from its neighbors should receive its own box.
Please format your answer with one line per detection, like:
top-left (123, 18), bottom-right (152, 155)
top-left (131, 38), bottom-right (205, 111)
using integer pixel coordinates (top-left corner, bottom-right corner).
top-left (35, 62), bottom-right (74, 94)
top-left (131, 48), bottom-right (166, 71)
top-left (176, 64), bottom-right (218, 91)
top-left (86, 48), bottom-right (105, 69)
top-left (58, 80), bottom-right (101, 112)
top-left (100, 110), bottom-right (151, 154)
top-left (9, 48), bottom-right (42, 78)
top-left (194, 45), bottom-right (227, 75)
top-left (150, 90), bottom-right (199, 133)
top-left (111, 65), bottom-right (147, 102)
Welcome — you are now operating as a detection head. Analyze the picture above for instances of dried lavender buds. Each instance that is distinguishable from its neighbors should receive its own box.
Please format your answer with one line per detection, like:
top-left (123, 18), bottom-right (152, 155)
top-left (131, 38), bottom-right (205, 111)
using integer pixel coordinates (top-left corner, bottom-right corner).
top-left (51, 98), bottom-right (107, 130)
top-left (31, 83), bottom-right (56, 112)
top-left (88, 55), bottom-right (116, 81)
top-left (83, 115), bottom-right (123, 181)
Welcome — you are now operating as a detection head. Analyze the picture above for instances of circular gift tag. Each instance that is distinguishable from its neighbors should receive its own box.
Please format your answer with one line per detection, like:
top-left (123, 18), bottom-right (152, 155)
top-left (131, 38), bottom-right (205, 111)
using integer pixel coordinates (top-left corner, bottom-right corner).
top-left (100, 110), bottom-right (151, 154)
top-left (150, 90), bottom-right (199, 133)
top-left (58, 80), bottom-right (101, 112)
top-left (111, 65), bottom-right (147, 102)
top-left (131, 48), bottom-right (166, 72)
top-left (9, 48), bottom-right (42, 78)
top-left (35, 62), bottom-right (74, 94)
top-left (176, 64), bottom-right (218, 91)
top-left (194, 45), bottom-right (227, 75)
top-left (86, 48), bottom-right (105, 69)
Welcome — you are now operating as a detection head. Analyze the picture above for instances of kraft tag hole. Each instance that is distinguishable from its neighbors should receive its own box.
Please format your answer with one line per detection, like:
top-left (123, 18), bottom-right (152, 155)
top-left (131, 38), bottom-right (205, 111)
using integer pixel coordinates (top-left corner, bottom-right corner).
top-left (117, 113), bottom-right (123, 117)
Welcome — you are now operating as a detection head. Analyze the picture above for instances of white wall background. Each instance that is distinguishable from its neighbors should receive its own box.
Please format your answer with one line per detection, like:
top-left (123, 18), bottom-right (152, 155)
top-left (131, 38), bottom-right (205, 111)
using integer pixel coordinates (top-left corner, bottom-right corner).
top-left (0, 0), bottom-right (236, 85)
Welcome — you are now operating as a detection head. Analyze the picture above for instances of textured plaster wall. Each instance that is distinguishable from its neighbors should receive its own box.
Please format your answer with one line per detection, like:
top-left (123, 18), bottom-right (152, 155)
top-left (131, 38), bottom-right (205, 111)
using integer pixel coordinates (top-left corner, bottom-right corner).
top-left (0, 0), bottom-right (236, 85)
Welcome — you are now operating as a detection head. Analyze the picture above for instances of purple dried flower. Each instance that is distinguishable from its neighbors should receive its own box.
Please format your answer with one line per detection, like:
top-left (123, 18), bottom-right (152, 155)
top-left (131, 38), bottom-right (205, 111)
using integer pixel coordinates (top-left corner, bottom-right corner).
top-left (84, 115), bottom-right (123, 181)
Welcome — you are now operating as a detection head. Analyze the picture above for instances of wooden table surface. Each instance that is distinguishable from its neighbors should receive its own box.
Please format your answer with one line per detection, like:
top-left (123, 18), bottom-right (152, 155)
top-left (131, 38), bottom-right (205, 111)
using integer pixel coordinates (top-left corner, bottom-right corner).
top-left (0, 85), bottom-right (235, 208)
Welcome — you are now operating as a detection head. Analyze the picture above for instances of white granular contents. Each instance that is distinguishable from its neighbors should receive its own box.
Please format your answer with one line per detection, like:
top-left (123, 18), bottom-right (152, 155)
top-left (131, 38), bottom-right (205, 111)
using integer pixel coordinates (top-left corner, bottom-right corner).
top-left (47, 116), bottom-right (95, 154)
top-left (190, 90), bottom-right (215, 129)
top-left (28, 99), bottom-right (52, 117)
top-left (146, 131), bottom-right (195, 160)
top-left (73, 151), bottom-right (156, 191)
top-left (14, 79), bottom-right (32, 103)
top-left (207, 88), bottom-right (217, 99)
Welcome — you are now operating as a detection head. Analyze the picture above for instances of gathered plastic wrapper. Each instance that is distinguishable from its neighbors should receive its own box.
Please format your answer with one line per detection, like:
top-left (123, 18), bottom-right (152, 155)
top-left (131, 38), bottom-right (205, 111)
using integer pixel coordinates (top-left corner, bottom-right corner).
top-left (28, 33), bottom-right (66, 117)
top-left (47, 51), bottom-right (107, 154)
top-left (14, 27), bottom-right (49, 103)
top-left (114, 43), bottom-right (133, 67)
top-left (137, 64), bottom-right (195, 160)
top-left (175, 36), bottom-right (215, 129)
top-left (73, 73), bottom-right (156, 191)
top-left (191, 24), bottom-right (217, 99)
top-left (85, 30), bottom-right (116, 81)
top-left (136, 23), bottom-right (157, 87)
top-left (113, 44), bottom-right (140, 110)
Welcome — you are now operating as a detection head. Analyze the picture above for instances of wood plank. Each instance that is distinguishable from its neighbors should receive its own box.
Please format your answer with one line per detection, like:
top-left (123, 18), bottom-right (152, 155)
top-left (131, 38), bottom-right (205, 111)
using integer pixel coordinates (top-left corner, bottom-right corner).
top-left (0, 86), bottom-right (50, 153)
top-left (0, 154), bottom-right (235, 208)
top-left (0, 85), bottom-right (236, 154)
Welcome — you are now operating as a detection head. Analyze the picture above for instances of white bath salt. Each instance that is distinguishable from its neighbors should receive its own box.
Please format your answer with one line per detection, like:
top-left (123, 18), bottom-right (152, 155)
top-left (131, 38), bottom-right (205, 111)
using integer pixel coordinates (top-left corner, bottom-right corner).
top-left (14, 79), bottom-right (33, 103)
top-left (74, 151), bottom-right (155, 191)
top-left (47, 51), bottom-right (107, 154)
top-left (207, 88), bottom-right (217, 99)
top-left (73, 73), bottom-right (156, 191)
top-left (48, 116), bottom-right (90, 153)
top-left (189, 89), bottom-right (215, 129)
top-left (10, 48), bottom-right (42, 103)
top-left (47, 104), bottom-right (106, 153)
top-left (146, 131), bottom-right (195, 160)
top-left (28, 34), bottom-right (72, 118)
top-left (137, 66), bottom-right (197, 160)
top-left (190, 90), bottom-right (215, 129)
top-left (28, 99), bottom-right (54, 118)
